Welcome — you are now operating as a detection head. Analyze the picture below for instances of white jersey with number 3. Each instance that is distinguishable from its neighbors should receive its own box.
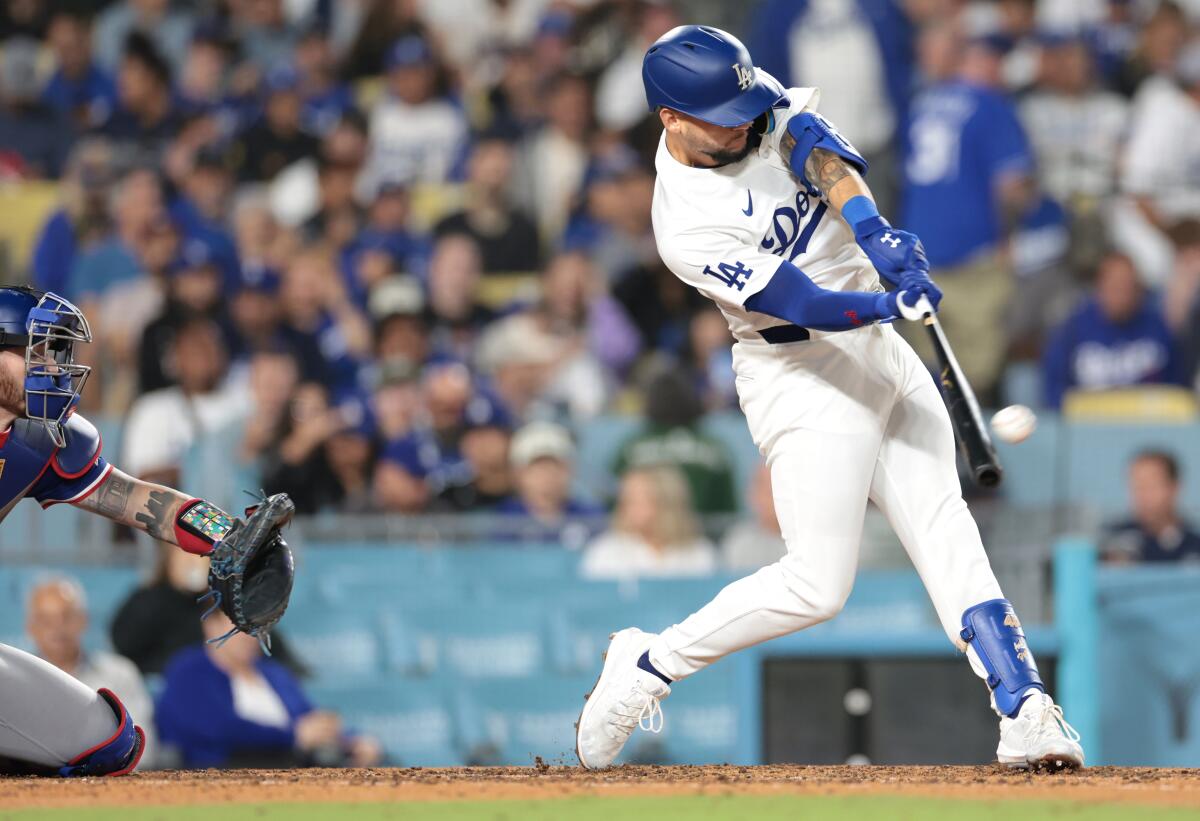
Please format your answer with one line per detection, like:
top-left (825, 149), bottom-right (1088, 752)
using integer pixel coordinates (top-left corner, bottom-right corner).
top-left (651, 86), bottom-right (881, 343)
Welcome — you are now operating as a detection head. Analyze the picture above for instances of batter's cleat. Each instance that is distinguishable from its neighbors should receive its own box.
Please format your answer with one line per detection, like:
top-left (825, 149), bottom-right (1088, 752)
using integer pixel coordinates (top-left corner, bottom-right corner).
top-left (576, 628), bottom-right (670, 770)
top-left (997, 692), bottom-right (1084, 770)
top-left (58, 688), bottom-right (146, 777)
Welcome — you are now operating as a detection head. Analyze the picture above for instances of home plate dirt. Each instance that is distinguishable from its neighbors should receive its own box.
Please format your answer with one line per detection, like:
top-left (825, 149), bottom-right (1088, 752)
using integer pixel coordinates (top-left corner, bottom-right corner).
top-left (3, 765), bottom-right (1199, 810)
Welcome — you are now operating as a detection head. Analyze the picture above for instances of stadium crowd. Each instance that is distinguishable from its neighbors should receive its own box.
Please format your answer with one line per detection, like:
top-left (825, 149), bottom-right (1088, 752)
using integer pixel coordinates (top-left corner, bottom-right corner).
top-left (0, 0), bottom-right (1198, 544)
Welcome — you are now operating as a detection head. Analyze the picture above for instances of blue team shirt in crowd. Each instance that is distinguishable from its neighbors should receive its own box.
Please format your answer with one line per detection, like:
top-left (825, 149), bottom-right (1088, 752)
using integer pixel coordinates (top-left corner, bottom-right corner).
top-left (902, 80), bottom-right (1034, 268)
top-left (1041, 298), bottom-right (1184, 409)
top-left (39, 64), bottom-right (117, 127)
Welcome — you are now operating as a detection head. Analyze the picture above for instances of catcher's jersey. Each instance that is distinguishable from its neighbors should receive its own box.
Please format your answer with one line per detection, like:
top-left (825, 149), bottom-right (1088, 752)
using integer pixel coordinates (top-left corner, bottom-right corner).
top-left (0, 414), bottom-right (111, 521)
top-left (652, 87), bottom-right (882, 342)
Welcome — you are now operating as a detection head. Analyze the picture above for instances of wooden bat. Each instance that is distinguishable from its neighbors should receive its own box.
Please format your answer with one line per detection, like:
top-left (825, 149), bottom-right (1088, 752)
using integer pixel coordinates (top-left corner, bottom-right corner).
top-left (914, 297), bottom-right (1003, 488)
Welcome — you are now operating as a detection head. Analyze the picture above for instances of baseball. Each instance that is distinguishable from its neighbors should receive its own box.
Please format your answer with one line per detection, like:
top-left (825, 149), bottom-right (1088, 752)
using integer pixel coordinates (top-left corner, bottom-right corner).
top-left (990, 405), bottom-right (1037, 444)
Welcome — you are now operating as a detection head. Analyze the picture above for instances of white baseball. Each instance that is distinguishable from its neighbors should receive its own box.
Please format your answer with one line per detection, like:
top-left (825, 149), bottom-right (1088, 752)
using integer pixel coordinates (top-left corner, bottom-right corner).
top-left (990, 404), bottom-right (1037, 444)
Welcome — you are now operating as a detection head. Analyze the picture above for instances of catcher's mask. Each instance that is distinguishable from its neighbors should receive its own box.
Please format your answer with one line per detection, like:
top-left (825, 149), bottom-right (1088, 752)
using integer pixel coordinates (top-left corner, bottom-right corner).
top-left (24, 292), bottom-right (92, 447)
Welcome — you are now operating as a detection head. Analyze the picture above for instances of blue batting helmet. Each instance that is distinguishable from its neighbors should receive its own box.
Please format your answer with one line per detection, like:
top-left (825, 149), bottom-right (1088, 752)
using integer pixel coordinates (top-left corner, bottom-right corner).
top-left (642, 25), bottom-right (788, 127)
top-left (0, 286), bottom-right (92, 447)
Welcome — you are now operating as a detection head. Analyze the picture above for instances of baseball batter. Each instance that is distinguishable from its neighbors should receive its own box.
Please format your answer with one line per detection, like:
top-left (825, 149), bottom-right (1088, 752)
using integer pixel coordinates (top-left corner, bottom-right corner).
top-left (0, 287), bottom-right (288, 776)
top-left (576, 26), bottom-right (1083, 770)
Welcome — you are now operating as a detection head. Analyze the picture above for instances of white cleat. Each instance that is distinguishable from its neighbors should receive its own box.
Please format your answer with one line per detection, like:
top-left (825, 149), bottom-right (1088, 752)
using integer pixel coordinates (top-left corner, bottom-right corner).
top-left (997, 691), bottom-right (1084, 770)
top-left (575, 628), bottom-right (670, 770)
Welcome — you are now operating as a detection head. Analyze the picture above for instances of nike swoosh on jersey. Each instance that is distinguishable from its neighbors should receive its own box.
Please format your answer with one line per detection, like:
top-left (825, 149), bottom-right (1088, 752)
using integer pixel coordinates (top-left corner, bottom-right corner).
top-left (742, 190), bottom-right (753, 216)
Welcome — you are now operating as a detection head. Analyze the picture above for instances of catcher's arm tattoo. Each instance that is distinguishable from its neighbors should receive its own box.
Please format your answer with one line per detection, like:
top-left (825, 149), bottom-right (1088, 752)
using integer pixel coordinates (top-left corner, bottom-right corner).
top-left (74, 467), bottom-right (233, 554)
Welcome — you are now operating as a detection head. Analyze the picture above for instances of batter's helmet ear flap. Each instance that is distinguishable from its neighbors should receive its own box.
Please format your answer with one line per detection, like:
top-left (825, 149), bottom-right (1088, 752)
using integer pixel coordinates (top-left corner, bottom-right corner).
top-left (642, 25), bottom-right (789, 128)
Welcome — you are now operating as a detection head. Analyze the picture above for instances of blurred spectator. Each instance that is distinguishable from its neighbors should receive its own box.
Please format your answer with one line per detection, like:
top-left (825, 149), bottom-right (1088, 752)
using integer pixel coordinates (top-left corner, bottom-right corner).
top-left (237, 64), bottom-right (321, 182)
top-left (614, 258), bottom-right (709, 356)
top-left (101, 33), bottom-right (182, 161)
top-left (277, 246), bottom-right (373, 390)
top-left (613, 363), bottom-right (737, 515)
top-left (262, 382), bottom-right (377, 514)
top-left (1112, 38), bottom-right (1200, 287)
top-left (901, 20), bottom-right (1036, 399)
top-left (240, 347), bottom-right (302, 463)
top-left (122, 317), bottom-right (249, 486)
top-left (1020, 33), bottom-right (1127, 211)
top-left (302, 154), bottom-right (365, 247)
top-left (31, 139), bottom-right (116, 296)
top-left (111, 545), bottom-right (304, 678)
top-left (497, 421), bottom-right (603, 547)
top-left (564, 147), bottom-right (657, 282)
top-left (536, 251), bottom-right (640, 378)
top-left (686, 308), bottom-right (737, 411)
top-left (110, 545), bottom-right (211, 676)
top-left (176, 25), bottom-right (237, 123)
top-left (166, 142), bottom-right (242, 283)
top-left (368, 276), bottom-right (430, 376)
top-left (1102, 450), bottom-right (1200, 563)
top-left (434, 136), bottom-right (541, 274)
top-left (1110, 0), bottom-right (1189, 97)
top-left (514, 72), bottom-right (591, 244)
top-left (424, 233), bottom-right (494, 362)
top-left (270, 108), bottom-right (370, 230)
top-left (157, 612), bottom-right (381, 769)
top-left (40, 9), bottom-right (117, 131)
top-left (594, 4), bottom-right (677, 132)
top-left (0, 37), bottom-right (73, 178)
top-left (721, 464), bottom-right (786, 572)
top-left (27, 577), bottom-right (156, 769)
top-left (1042, 251), bottom-right (1184, 409)
top-left (364, 35), bottom-right (467, 187)
top-left (750, 0), bottom-right (914, 218)
top-left (340, 183), bottom-right (420, 307)
top-left (138, 238), bottom-right (231, 392)
top-left (581, 466), bottom-right (717, 580)
top-left (233, 0), bottom-right (297, 72)
top-left (341, 0), bottom-right (429, 79)
top-left (476, 310), bottom-right (610, 425)
top-left (66, 166), bottom-right (164, 304)
top-left (294, 22), bottom-right (354, 137)
top-left (374, 364), bottom-right (511, 512)
top-left (94, 0), bottom-right (193, 74)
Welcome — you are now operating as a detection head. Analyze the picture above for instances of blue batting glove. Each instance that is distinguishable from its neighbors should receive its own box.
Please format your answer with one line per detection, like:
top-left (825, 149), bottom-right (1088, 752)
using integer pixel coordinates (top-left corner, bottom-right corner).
top-left (898, 270), bottom-right (943, 312)
top-left (842, 196), bottom-right (929, 286)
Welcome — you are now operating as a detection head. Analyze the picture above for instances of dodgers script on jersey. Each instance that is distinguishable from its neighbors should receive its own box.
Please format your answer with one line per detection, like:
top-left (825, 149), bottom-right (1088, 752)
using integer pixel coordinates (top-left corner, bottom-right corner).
top-left (651, 87), bottom-right (882, 342)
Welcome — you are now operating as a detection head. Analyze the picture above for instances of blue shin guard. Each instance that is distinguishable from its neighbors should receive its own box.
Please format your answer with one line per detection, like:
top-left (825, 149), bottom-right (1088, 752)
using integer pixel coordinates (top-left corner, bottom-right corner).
top-left (960, 599), bottom-right (1044, 717)
top-left (58, 689), bottom-right (146, 777)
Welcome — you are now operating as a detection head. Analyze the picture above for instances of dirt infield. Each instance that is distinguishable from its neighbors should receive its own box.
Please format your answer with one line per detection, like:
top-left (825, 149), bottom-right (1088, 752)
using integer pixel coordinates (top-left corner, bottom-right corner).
top-left (3, 765), bottom-right (1199, 810)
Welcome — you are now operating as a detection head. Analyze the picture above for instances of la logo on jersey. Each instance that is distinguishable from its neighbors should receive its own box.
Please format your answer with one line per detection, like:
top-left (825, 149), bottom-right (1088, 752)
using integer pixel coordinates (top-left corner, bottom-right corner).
top-left (731, 63), bottom-right (753, 91)
top-left (704, 260), bottom-right (753, 290)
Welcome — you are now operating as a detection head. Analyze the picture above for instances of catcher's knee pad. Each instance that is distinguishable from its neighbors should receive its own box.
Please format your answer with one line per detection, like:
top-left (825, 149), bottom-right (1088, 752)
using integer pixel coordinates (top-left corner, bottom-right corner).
top-left (59, 688), bottom-right (146, 777)
top-left (960, 599), bottom-right (1044, 718)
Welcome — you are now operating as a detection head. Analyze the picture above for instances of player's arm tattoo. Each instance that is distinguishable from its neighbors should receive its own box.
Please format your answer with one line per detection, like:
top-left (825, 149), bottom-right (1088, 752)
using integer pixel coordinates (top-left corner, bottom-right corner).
top-left (75, 466), bottom-right (192, 544)
top-left (804, 147), bottom-right (853, 196)
top-left (134, 489), bottom-right (176, 540)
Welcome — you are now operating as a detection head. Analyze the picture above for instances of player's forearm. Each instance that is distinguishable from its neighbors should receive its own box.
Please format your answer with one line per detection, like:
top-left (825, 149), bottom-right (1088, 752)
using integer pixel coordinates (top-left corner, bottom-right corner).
top-left (804, 148), bottom-right (873, 215)
top-left (75, 467), bottom-right (232, 553)
top-left (744, 260), bottom-right (894, 331)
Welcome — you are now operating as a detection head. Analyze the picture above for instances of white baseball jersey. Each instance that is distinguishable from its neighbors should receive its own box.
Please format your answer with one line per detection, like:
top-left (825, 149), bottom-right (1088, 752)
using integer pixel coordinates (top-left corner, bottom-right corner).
top-left (651, 87), bottom-right (882, 342)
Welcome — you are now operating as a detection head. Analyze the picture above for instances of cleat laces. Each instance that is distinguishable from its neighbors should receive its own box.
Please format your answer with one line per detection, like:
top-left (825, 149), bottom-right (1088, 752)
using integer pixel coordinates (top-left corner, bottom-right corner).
top-left (604, 682), bottom-right (665, 741)
top-left (1026, 702), bottom-right (1080, 746)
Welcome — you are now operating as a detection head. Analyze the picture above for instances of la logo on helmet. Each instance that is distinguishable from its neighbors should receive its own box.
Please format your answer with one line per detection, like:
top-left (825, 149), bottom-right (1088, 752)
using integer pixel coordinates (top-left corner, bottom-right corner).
top-left (731, 63), bottom-right (753, 91)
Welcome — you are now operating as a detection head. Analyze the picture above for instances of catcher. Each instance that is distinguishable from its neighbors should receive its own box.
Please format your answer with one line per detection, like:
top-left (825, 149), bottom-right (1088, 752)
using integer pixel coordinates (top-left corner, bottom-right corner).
top-left (0, 286), bottom-right (295, 776)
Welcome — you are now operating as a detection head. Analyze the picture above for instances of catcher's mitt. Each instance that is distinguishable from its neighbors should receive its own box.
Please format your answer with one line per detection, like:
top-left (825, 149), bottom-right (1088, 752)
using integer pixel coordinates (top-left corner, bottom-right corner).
top-left (200, 492), bottom-right (296, 652)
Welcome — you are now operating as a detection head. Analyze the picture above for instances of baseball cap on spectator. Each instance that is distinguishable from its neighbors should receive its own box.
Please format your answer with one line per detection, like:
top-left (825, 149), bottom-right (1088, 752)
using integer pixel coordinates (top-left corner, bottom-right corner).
top-left (264, 63), bottom-right (302, 95)
top-left (239, 261), bottom-right (282, 294)
top-left (510, 421), bottom-right (574, 468)
top-left (537, 10), bottom-right (574, 39)
top-left (386, 36), bottom-right (434, 70)
top-left (474, 314), bottom-right (559, 374)
top-left (462, 392), bottom-right (512, 432)
top-left (171, 238), bottom-right (219, 275)
top-left (369, 276), bottom-right (425, 320)
top-left (582, 145), bottom-right (642, 188)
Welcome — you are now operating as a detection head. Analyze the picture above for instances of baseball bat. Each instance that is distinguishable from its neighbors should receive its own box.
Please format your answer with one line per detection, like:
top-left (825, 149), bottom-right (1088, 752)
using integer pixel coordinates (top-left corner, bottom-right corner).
top-left (914, 296), bottom-right (1003, 488)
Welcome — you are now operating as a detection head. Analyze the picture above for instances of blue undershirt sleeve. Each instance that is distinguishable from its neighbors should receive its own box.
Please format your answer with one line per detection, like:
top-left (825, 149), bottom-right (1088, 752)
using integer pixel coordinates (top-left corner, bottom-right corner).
top-left (744, 259), bottom-right (892, 331)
